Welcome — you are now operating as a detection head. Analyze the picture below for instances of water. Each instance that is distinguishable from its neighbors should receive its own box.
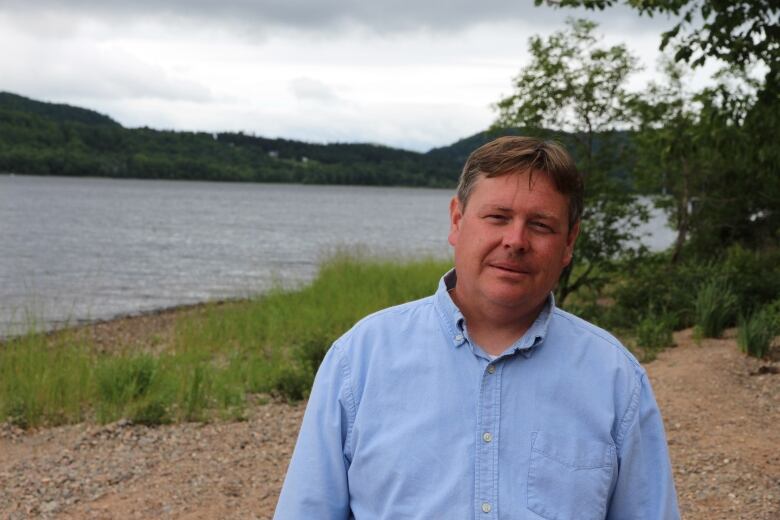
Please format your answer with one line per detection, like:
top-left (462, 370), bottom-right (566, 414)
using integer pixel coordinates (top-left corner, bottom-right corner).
top-left (0, 174), bottom-right (674, 335)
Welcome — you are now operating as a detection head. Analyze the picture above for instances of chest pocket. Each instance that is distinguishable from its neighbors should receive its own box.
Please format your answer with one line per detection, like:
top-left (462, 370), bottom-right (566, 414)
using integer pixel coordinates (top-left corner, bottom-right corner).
top-left (526, 431), bottom-right (616, 520)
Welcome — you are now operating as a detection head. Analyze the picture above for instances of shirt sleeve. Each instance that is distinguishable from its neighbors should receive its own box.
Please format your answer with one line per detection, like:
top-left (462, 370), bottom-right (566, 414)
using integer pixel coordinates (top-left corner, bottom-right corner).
top-left (273, 342), bottom-right (355, 520)
top-left (607, 372), bottom-right (680, 520)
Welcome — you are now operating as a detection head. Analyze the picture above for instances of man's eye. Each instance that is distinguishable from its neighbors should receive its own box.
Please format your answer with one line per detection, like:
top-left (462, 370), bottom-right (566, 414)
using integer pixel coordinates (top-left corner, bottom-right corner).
top-left (485, 214), bottom-right (508, 222)
top-left (531, 222), bottom-right (553, 232)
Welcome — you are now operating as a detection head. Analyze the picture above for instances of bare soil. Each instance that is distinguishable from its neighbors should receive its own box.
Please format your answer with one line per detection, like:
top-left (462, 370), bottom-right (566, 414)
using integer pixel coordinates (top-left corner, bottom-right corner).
top-left (1, 319), bottom-right (778, 519)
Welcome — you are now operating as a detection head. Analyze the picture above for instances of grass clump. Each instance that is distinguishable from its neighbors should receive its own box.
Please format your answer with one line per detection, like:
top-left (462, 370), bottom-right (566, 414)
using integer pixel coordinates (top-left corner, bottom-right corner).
top-left (693, 278), bottom-right (737, 338)
top-left (95, 354), bottom-right (159, 421)
top-left (737, 305), bottom-right (779, 359)
top-left (0, 332), bottom-right (92, 428)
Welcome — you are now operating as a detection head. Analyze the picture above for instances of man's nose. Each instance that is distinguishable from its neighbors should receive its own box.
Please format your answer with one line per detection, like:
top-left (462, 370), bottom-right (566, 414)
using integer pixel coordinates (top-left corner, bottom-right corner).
top-left (502, 221), bottom-right (530, 252)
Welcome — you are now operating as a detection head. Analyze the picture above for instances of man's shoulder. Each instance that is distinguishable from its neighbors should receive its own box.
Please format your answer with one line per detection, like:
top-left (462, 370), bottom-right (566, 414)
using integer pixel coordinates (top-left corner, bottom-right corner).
top-left (353, 294), bottom-right (437, 329)
top-left (333, 295), bottom-right (438, 350)
top-left (549, 306), bottom-right (643, 373)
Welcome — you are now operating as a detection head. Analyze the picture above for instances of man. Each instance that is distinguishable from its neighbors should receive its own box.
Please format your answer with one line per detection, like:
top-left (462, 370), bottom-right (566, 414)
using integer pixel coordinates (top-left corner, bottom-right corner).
top-left (274, 137), bottom-right (679, 519)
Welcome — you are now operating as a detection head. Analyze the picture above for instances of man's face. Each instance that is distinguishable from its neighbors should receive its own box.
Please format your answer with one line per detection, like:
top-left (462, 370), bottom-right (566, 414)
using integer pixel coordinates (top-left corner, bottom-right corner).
top-left (448, 171), bottom-right (579, 316)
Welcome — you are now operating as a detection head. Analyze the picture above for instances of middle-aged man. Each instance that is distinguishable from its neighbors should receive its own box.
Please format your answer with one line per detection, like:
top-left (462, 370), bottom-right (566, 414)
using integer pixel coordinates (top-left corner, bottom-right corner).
top-left (274, 137), bottom-right (679, 519)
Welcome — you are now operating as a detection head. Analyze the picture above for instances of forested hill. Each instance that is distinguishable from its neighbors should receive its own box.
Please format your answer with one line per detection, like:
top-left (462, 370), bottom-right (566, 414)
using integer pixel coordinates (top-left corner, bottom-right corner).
top-left (0, 92), bottom-right (120, 127)
top-left (0, 92), bottom-right (629, 187)
top-left (0, 92), bottom-right (465, 187)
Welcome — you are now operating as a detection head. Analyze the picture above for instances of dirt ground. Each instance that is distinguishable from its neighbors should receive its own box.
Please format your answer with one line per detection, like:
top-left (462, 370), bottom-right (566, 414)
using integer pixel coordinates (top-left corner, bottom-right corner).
top-left (1, 325), bottom-right (778, 519)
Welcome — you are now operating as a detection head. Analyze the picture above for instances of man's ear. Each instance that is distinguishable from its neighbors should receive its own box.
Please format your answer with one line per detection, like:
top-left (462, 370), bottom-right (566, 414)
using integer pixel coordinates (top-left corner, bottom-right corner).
top-left (562, 220), bottom-right (580, 267)
top-left (448, 196), bottom-right (462, 247)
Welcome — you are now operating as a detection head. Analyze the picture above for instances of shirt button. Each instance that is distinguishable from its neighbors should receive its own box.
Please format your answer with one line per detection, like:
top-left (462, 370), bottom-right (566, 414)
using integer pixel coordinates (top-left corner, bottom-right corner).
top-left (486, 365), bottom-right (496, 374)
top-left (454, 334), bottom-right (464, 343)
top-left (481, 502), bottom-right (492, 513)
top-left (482, 432), bottom-right (493, 443)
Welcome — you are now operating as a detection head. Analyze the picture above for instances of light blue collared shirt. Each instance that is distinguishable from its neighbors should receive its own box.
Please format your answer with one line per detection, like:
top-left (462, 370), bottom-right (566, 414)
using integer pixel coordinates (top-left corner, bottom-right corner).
top-left (275, 271), bottom-right (679, 519)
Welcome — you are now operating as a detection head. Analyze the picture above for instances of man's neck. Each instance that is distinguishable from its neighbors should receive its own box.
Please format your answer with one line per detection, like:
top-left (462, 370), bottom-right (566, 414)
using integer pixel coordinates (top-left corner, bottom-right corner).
top-left (449, 288), bottom-right (545, 356)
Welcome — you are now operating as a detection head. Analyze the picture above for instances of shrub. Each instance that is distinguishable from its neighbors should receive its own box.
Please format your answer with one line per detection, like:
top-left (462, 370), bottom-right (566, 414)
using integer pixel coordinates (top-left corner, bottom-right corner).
top-left (694, 279), bottom-right (738, 338)
top-left (636, 310), bottom-right (676, 358)
top-left (609, 253), bottom-right (717, 330)
top-left (294, 332), bottom-right (333, 373)
top-left (130, 397), bottom-right (171, 426)
top-left (737, 307), bottom-right (779, 359)
top-left (719, 245), bottom-right (780, 312)
top-left (271, 364), bottom-right (313, 402)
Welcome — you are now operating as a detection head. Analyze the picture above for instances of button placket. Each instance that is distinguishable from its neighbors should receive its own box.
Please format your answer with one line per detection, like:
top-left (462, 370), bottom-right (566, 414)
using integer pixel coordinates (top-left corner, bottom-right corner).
top-left (475, 360), bottom-right (500, 517)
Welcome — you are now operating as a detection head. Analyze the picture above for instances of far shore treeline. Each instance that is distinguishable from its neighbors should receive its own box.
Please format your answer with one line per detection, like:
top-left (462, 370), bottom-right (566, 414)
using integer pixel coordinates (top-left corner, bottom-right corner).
top-left (0, 91), bottom-right (632, 188)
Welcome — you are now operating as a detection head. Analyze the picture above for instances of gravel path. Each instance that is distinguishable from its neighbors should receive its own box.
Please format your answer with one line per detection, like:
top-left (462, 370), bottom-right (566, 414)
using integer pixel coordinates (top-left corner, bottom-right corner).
top-left (1, 328), bottom-right (778, 519)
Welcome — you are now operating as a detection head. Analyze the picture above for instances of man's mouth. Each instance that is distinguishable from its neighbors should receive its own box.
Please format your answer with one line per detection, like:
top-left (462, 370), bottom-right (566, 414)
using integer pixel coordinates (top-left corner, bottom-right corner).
top-left (488, 262), bottom-right (530, 275)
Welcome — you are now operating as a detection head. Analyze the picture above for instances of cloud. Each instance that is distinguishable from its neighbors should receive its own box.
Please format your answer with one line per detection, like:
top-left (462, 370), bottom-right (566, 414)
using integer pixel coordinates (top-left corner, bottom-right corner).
top-left (0, 20), bottom-right (213, 103)
top-left (289, 77), bottom-right (342, 103)
top-left (1, 0), bottom-right (669, 36)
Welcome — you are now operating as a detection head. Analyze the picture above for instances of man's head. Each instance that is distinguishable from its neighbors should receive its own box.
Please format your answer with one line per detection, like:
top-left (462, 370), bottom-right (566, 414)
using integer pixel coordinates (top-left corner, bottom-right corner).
top-left (448, 136), bottom-right (583, 324)
top-left (456, 136), bottom-right (583, 231)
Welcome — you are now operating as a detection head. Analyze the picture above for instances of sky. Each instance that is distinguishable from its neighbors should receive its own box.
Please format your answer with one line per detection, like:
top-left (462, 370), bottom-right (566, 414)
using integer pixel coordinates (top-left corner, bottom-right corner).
top-left (0, 0), bottom-right (721, 152)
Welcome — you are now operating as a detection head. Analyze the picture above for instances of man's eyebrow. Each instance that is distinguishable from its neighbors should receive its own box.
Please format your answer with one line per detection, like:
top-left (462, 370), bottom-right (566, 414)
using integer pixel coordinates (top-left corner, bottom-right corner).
top-left (481, 205), bottom-right (560, 221)
top-left (527, 211), bottom-right (560, 221)
top-left (481, 205), bottom-right (513, 212)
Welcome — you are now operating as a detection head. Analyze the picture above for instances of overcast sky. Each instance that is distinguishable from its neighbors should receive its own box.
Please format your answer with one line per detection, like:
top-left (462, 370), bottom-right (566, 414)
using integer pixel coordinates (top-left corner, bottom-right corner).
top-left (0, 0), bottom-right (720, 151)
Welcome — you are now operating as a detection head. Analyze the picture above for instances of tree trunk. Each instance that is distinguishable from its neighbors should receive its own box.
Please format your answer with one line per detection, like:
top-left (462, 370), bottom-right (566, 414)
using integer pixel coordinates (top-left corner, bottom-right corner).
top-left (671, 157), bottom-right (691, 264)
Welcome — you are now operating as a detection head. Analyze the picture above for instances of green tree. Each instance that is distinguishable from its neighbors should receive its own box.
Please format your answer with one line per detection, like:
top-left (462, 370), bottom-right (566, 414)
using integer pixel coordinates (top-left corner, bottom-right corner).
top-left (629, 60), bottom-right (705, 263)
top-left (633, 60), bottom-right (778, 256)
top-left (540, 0), bottom-right (780, 253)
top-left (494, 18), bottom-right (647, 304)
top-left (536, 1), bottom-right (779, 77)
top-left (688, 77), bottom-right (778, 251)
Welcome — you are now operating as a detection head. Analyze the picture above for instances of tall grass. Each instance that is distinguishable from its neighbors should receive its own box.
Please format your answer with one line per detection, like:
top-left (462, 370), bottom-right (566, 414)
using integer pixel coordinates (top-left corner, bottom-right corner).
top-left (0, 254), bottom-right (451, 428)
top-left (737, 306), bottom-right (779, 359)
top-left (0, 331), bottom-right (93, 428)
top-left (693, 279), bottom-right (738, 338)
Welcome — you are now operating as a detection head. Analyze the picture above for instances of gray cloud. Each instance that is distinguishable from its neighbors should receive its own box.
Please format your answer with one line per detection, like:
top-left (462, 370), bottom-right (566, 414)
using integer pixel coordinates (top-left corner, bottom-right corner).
top-left (1, 0), bottom-right (668, 35)
top-left (0, 28), bottom-right (213, 102)
top-left (290, 77), bottom-right (342, 103)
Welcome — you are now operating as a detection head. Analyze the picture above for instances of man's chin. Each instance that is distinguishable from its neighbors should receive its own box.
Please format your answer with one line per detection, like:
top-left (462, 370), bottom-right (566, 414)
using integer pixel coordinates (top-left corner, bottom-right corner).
top-left (483, 288), bottom-right (540, 310)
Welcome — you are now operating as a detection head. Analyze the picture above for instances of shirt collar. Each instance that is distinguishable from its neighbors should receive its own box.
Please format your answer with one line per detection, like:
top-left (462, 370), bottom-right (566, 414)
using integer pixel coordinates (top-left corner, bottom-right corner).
top-left (433, 269), bottom-right (555, 357)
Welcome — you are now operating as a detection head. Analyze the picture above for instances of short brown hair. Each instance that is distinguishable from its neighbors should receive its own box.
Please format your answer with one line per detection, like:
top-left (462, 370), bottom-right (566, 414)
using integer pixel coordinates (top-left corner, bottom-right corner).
top-left (457, 136), bottom-right (584, 230)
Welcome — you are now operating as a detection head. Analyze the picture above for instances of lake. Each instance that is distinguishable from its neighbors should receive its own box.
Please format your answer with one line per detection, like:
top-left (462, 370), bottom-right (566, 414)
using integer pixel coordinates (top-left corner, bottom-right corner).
top-left (0, 174), bottom-right (674, 335)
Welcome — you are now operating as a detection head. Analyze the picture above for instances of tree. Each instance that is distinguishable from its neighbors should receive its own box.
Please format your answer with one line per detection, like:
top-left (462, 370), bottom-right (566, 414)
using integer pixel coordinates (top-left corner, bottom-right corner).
top-left (540, 0), bottom-right (780, 254)
top-left (494, 18), bottom-right (647, 305)
top-left (685, 76), bottom-right (779, 252)
top-left (535, 1), bottom-right (779, 78)
top-left (632, 59), bottom-right (779, 258)
top-left (629, 60), bottom-right (705, 263)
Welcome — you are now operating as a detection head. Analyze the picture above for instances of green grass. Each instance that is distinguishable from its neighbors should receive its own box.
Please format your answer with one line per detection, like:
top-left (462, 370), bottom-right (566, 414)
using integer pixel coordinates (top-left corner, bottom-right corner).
top-left (0, 254), bottom-right (451, 428)
top-left (737, 305), bottom-right (779, 359)
top-left (693, 278), bottom-right (738, 338)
